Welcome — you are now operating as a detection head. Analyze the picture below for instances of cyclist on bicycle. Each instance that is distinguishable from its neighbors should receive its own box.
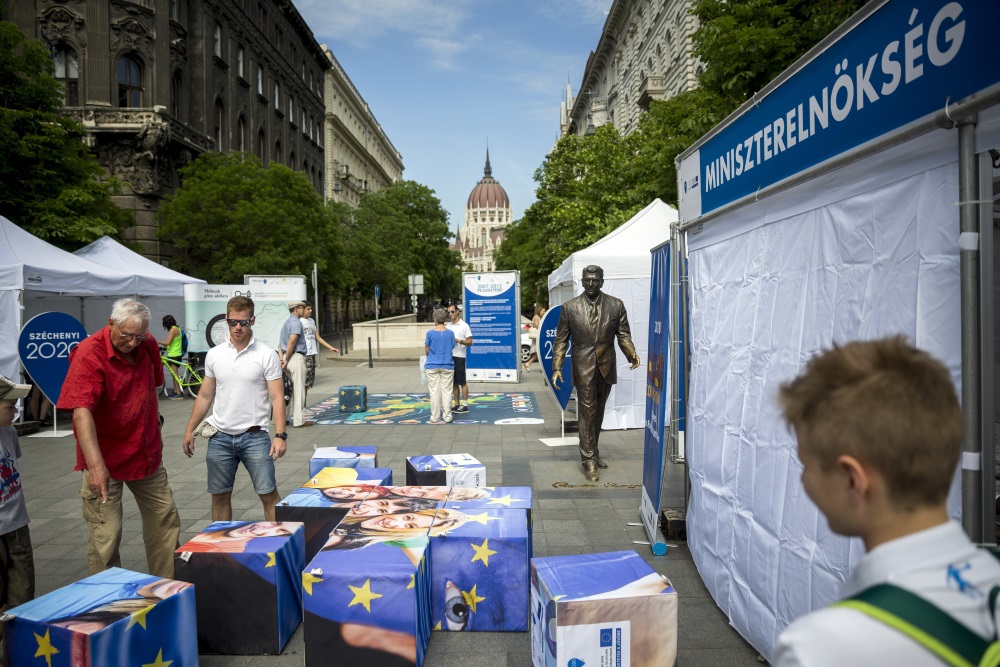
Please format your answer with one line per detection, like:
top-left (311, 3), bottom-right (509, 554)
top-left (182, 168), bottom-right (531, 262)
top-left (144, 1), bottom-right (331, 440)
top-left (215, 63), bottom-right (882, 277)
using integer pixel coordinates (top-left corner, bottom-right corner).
top-left (159, 315), bottom-right (183, 399)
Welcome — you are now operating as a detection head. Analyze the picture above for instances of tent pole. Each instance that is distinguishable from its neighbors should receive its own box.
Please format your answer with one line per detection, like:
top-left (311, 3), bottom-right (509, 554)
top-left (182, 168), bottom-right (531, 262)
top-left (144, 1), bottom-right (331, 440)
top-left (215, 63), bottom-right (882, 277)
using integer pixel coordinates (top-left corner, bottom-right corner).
top-left (958, 115), bottom-right (983, 543)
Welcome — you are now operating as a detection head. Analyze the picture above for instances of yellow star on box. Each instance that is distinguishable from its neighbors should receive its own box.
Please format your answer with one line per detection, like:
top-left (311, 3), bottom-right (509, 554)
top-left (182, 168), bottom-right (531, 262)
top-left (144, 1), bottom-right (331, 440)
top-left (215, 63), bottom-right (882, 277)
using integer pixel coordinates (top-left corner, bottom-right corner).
top-left (461, 584), bottom-right (486, 613)
top-left (465, 512), bottom-right (502, 526)
top-left (303, 571), bottom-right (324, 595)
top-left (142, 648), bottom-right (173, 667)
top-left (470, 538), bottom-right (497, 567)
top-left (407, 573), bottom-right (415, 589)
top-left (434, 621), bottom-right (442, 630)
top-left (265, 552), bottom-right (276, 568)
top-left (126, 602), bottom-right (156, 629)
top-left (348, 579), bottom-right (383, 612)
top-left (486, 495), bottom-right (515, 506)
top-left (33, 628), bottom-right (59, 667)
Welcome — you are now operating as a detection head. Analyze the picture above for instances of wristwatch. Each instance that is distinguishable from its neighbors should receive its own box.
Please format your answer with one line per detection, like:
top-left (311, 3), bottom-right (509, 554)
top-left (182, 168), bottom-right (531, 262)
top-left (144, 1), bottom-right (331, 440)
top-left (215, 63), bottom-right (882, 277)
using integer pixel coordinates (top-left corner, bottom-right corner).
top-left (275, 432), bottom-right (288, 440)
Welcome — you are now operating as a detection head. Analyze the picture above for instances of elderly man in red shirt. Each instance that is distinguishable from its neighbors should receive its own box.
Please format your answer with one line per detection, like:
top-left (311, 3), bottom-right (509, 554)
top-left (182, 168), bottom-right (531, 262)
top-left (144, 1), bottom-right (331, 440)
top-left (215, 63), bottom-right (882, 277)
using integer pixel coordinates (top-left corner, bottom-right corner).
top-left (57, 299), bottom-right (181, 578)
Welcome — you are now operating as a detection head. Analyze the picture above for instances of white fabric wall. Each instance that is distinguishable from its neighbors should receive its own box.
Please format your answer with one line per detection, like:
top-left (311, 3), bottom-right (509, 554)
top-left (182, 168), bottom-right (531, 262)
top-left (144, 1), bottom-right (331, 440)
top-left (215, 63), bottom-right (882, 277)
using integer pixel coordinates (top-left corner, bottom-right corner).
top-left (686, 154), bottom-right (961, 657)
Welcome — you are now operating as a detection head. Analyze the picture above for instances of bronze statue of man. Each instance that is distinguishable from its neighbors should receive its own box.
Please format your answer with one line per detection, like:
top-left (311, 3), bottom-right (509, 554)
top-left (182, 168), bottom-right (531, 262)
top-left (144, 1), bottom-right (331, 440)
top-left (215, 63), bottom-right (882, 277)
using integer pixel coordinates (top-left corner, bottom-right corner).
top-left (551, 265), bottom-right (640, 482)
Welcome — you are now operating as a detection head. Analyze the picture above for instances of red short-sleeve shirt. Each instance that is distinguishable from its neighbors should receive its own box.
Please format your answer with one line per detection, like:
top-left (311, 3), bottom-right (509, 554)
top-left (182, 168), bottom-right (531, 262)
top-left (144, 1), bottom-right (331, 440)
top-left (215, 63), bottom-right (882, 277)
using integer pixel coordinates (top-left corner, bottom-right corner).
top-left (57, 327), bottom-right (165, 480)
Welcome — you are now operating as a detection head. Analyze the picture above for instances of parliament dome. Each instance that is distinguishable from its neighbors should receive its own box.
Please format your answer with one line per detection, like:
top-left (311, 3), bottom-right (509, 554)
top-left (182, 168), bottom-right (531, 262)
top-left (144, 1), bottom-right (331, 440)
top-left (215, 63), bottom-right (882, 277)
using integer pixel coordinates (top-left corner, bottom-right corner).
top-left (467, 151), bottom-right (510, 209)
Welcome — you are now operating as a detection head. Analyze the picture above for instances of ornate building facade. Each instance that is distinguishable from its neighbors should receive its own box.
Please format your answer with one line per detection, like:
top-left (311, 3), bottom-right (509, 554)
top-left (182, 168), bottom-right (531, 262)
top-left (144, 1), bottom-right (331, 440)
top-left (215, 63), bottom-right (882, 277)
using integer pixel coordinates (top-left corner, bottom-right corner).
top-left (455, 151), bottom-right (510, 273)
top-left (10, 0), bottom-right (329, 263)
top-left (563, 0), bottom-right (700, 137)
top-left (322, 46), bottom-right (403, 207)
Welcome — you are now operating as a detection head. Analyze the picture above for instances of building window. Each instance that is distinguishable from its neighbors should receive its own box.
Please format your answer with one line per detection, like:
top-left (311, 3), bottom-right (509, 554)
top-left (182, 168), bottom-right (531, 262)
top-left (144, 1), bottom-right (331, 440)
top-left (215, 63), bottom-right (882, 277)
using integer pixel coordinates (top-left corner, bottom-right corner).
top-left (301, 109), bottom-right (306, 129)
top-left (288, 95), bottom-right (294, 120)
top-left (237, 46), bottom-right (245, 78)
top-left (214, 99), bottom-right (225, 150)
top-left (274, 81), bottom-right (280, 109)
top-left (169, 0), bottom-right (180, 21)
top-left (53, 45), bottom-right (79, 106)
top-left (274, 140), bottom-right (282, 164)
top-left (257, 129), bottom-right (265, 161)
top-left (257, 64), bottom-right (264, 95)
top-left (213, 22), bottom-right (222, 58)
top-left (170, 70), bottom-right (183, 119)
top-left (117, 55), bottom-right (143, 108)
top-left (289, 150), bottom-right (295, 167)
top-left (237, 116), bottom-right (247, 152)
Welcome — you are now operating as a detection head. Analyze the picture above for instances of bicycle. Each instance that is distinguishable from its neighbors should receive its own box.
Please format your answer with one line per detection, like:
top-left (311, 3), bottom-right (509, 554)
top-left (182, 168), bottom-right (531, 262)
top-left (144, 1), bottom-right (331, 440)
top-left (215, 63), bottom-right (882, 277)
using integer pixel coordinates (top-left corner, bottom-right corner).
top-left (160, 350), bottom-right (205, 398)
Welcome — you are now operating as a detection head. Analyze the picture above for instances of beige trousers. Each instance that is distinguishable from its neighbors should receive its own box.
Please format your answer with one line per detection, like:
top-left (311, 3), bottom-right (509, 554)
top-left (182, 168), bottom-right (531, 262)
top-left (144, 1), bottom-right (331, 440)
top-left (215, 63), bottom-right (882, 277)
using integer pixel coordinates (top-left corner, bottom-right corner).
top-left (80, 464), bottom-right (181, 579)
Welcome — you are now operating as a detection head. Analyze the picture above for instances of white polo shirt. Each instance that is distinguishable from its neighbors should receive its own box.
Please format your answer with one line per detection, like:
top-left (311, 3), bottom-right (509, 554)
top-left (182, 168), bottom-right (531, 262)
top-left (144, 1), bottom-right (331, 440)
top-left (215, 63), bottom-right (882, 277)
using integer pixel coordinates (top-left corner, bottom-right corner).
top-left (204, 336), bottom-right (282, 435)
top-left (447, 318), bottom-right (472, 358)
top-left (772, 521), bottom-right (1000, 666)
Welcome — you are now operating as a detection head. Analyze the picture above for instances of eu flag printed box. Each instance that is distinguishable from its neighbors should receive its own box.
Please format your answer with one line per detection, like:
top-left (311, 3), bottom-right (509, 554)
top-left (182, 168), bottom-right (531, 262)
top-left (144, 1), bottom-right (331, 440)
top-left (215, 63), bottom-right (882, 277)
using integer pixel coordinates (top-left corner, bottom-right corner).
top-left (530, 551), bottom-right (677, 667)
top-left (3, 567), bottom-right (197, 667)
top-left (442, 486), bottom-right (532, 510)
top-left (304, 536), bottom-right (432, 667)
top-left (339, 385), bottom-right (368, 412)
top-left (277, 467), bottom-right (393, 562)
top-left (405, 453), bottom-right (486, 487)
top-left (174, 520), bottom-right (305, 655)
top-left (310, 445), bottom-right (379, 474)
top-left (429, 508), bottom-right (530, 632)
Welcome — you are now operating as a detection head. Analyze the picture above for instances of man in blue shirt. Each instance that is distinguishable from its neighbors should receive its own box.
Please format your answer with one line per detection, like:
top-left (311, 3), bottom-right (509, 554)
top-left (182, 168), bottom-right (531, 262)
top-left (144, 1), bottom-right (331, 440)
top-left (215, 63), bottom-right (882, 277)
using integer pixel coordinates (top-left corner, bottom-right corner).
top-left (279, 301), bottom-right (311, 428)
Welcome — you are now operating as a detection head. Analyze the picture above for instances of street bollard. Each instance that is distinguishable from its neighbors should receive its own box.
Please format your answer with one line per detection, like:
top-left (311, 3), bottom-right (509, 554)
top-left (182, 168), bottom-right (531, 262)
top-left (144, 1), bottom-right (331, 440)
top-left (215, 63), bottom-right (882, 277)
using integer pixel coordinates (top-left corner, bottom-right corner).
top-left (368, 337), bottom-right (373, 368)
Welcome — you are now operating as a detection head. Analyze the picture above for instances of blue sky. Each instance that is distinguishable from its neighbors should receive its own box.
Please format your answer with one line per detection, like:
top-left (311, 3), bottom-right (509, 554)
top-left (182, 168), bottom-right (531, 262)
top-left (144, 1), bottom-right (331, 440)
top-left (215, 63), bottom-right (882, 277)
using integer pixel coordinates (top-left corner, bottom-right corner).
top-left (295, 0), bottom-right (611, 234)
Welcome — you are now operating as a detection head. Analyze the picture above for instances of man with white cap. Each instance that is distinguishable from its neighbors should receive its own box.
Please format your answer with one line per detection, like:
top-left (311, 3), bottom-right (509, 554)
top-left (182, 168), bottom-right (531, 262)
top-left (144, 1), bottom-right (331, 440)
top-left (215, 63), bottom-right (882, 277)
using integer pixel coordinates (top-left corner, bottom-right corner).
top-left (0, 375), bottom-right (35, 612)
top-left (279, 301), bottom-right (311, 428)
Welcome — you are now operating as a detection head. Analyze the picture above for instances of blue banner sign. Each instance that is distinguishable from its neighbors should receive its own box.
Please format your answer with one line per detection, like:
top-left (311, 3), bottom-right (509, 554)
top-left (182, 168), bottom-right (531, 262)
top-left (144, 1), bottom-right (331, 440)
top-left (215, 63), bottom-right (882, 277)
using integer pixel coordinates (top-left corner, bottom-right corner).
top-left (641, 245), bottom-right (671, 555)
top-left (18, 312), bottom-right (87, 404)
top-left (678, 0), bottom-right (1000, 220)
top-left (539, 306), bottom-right (573, 411)
top-left (464, 271), bottom-right (519, 382)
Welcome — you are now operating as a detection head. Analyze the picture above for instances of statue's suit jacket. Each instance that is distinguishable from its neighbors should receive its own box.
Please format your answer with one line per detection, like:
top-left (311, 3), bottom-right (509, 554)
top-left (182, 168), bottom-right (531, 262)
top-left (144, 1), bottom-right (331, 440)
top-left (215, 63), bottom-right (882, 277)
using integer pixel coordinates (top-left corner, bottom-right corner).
top-left (552, 292), bottom-right (638, 387)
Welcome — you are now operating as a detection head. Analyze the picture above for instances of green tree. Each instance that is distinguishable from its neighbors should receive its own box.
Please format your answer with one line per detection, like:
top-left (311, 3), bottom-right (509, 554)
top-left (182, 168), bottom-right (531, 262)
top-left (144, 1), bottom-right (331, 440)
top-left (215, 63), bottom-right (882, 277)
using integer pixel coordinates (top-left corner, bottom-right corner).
top-left (342, 180), bottom-right (459, 304)
top-left (158, 152), bottom-right (341, 284)
top-left (0, 20), bottom-right (131, 246)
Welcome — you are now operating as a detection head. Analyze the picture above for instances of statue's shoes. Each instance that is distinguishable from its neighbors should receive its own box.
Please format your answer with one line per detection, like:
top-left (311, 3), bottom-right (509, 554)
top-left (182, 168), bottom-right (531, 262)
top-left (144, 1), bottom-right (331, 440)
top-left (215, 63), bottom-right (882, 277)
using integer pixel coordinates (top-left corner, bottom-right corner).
top-left (596, 459), bottom-right (608, 469)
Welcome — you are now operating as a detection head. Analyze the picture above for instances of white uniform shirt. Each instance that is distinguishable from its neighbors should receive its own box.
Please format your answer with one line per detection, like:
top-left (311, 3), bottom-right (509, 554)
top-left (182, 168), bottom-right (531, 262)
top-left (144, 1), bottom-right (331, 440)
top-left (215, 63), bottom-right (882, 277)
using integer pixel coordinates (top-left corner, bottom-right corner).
top-left (447, 318), bottom-right (472, 358)
top-left (772, 521), bottom-right (1000, 666)
top-left (204, 336), bottom-right (282, 435)
top-left (301, 317), bottom-right (318, 356)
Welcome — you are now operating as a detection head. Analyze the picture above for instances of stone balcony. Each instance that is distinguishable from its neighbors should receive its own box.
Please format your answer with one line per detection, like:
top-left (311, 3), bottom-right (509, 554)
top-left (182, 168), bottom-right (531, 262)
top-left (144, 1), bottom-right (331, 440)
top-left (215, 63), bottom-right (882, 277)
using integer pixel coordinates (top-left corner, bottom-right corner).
top-left (638, 75), bottom-right (667, 110)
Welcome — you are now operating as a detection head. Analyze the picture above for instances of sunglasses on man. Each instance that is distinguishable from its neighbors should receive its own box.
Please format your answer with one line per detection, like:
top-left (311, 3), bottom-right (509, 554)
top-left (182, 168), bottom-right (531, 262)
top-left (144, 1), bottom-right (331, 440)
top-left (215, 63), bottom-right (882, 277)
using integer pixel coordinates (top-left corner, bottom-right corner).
top-left (227, 318), bottom-right (253, 327)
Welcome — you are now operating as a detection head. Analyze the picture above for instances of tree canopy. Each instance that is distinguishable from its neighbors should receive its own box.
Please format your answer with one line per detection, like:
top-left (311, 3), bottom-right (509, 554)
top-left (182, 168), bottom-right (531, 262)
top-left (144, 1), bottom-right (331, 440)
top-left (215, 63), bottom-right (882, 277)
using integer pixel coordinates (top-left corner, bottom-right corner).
top-left (341, 180), bottom-right (460, 302)
top-left (0, 20), bottom-right (131, 247)
top-left (158, 152), bottom-right (344, 285)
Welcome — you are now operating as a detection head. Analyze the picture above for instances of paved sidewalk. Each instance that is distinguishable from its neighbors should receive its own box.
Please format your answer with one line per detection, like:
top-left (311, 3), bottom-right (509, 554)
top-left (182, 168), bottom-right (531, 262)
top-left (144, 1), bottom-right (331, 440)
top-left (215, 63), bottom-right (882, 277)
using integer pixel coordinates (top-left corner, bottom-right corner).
top-left (17, 355), bottom-right (762, 666)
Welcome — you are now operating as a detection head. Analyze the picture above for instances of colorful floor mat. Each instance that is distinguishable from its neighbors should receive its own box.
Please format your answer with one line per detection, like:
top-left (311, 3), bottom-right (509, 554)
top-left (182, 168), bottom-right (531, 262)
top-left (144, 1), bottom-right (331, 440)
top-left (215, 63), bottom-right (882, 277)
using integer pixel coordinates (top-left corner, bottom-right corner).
top-left (309, 392), bottom-right (543, 425)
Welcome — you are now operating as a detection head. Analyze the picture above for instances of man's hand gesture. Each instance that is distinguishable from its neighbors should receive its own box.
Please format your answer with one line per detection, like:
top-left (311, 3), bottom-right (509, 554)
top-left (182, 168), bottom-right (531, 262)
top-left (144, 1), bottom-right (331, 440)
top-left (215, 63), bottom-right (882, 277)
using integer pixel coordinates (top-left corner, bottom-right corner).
top-left (551, 369), bottom-right (563, 391)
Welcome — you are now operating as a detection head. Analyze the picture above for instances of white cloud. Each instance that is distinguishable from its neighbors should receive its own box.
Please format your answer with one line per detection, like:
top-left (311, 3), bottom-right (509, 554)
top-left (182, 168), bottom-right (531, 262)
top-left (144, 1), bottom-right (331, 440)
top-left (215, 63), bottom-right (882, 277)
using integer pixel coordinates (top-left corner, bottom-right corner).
top-left (532, 0), bottom-right (611, 26)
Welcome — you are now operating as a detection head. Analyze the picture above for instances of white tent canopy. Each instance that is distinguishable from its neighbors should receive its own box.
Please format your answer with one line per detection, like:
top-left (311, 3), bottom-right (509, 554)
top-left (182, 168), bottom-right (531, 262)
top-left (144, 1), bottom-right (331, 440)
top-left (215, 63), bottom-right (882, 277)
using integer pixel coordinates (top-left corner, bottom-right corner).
top-left (547, 198), bottom-right (677, 429)
top-left (73, 236), bottom-right (205, 296)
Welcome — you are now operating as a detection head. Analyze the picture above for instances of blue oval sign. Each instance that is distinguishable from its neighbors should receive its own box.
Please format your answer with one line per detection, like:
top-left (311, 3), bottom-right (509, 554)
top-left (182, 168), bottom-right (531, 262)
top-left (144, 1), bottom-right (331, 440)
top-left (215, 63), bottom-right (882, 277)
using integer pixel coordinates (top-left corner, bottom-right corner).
top-left (539, 305), bottom-right (574, 411)
top-left (18, 312), bottom-right (88, 404)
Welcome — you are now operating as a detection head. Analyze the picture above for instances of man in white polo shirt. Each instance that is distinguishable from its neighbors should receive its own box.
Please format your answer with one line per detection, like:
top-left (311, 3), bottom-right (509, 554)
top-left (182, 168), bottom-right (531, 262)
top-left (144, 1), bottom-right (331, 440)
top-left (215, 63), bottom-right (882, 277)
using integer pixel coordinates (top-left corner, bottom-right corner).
top-left (182, 295), bottom-right (288, 520)
top-left (446, 304), bottom-right (473, 412)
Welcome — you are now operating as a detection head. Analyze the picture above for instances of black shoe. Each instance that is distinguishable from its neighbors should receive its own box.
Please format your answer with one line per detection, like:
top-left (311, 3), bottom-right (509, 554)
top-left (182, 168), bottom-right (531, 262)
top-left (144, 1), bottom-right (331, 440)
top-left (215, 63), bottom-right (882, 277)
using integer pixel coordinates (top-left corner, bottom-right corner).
top-left (596, 459), bottom-right (608, 469)
top-left (583, 464), bottom-right (599, 482)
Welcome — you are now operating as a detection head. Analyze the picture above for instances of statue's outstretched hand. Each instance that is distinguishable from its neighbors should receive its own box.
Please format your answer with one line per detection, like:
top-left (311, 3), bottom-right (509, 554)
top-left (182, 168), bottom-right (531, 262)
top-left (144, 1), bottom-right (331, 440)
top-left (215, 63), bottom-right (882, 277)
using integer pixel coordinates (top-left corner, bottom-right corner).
top-left (629, 356), bottom-right (641, 370)
top-left (551, 370), bottom-right (562, 390)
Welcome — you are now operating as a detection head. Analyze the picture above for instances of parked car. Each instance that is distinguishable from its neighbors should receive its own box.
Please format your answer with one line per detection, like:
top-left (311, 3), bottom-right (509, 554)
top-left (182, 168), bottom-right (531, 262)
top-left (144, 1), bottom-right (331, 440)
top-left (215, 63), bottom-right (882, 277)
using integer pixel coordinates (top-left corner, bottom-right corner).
top-left (521, 316), bottom-right (533, 364)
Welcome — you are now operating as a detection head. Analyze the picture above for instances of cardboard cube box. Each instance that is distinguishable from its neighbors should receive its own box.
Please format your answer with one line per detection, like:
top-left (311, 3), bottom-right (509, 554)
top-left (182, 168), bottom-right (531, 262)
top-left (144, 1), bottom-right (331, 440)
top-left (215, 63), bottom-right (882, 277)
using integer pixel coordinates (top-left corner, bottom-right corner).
top-left (530, 551), bottom-right (677, 667)
top-left (405, 453), bottom-right (486, 487)
top-left (339, 385), bottom-right (368, 412)
top-left (174, 521), bottom-right (305, 655)
top-left (441, 485), bottom-right (532, 510)
top-left (3, 567), bottom-right (197, 667)
top-left (277, 467), bottom-right (392, 562)
top-left (304, 537), bottom-right (431, 667)
top-left (429, 508), bottom-right (531, 632)
top-left (309, 445), bottom-right (378, 475)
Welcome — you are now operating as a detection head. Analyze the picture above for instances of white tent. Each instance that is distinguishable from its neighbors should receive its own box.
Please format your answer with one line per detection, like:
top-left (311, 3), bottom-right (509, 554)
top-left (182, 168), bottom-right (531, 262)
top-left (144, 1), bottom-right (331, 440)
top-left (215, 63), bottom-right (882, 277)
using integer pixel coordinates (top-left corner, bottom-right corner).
top-left (0, 217), bottom-right (137, 380)
top-left (672, 0), bottom-right (1000, 658)
top-left (547, 198), bottom-right (677, 429)
top-left (71, 236), bottom-right (205, 340)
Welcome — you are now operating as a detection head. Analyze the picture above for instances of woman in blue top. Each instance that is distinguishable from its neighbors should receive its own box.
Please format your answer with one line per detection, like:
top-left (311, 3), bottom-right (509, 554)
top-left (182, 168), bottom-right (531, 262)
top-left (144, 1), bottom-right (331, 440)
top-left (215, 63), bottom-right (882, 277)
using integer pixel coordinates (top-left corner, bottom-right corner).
top-left (424, 308), bottom-right (458, 424)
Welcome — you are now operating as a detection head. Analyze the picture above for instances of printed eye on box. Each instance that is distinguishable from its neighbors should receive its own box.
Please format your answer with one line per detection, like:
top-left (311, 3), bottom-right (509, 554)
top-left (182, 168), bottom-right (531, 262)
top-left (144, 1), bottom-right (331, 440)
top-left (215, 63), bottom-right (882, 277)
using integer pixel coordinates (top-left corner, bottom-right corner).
top-left (530, 551), bottom-right (677, 667)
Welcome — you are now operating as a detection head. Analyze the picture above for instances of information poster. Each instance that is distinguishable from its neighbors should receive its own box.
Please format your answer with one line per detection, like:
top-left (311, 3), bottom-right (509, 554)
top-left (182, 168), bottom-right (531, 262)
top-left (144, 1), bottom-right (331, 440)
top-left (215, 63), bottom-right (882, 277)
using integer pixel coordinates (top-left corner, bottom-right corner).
top-left (183, 284), bottom-right (307, 353)
top-left (538, 306), bottom-right (573, 410)
top-left (640, 243), bottom-right (671, 555)
top-left (18, 312), bottom-right (87, 404)
top-left (463, 271), bottom-right (519, 382)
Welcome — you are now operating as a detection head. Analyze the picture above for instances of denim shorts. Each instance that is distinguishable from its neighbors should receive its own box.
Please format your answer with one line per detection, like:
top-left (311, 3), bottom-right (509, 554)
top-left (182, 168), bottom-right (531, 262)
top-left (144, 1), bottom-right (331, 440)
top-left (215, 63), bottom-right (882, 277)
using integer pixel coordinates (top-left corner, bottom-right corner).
top-left (206, 429), bottom-right (275, 495)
